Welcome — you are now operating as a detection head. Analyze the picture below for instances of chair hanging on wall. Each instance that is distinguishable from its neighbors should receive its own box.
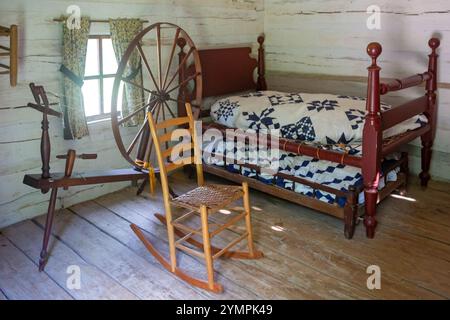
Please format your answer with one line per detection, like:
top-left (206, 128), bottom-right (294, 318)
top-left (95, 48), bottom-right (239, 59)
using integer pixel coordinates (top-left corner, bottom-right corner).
top-left (131, 103), bottom-right (263, 293)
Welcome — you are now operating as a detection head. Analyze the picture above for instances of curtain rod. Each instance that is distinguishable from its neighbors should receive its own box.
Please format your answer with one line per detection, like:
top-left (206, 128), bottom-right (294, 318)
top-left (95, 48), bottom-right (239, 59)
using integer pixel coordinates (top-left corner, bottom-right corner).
top-left (52, 18), bottom-right (149, 23)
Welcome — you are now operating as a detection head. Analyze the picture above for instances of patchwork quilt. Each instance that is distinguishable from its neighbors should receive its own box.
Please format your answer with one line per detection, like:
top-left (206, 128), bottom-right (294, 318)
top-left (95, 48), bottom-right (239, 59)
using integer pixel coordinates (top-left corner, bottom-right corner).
top-left (210, 91), bottom-right (427, 144)
top-left (205, 90), bottom-right (417, 206)
top-left (202, 139), bottom-right (399, 207)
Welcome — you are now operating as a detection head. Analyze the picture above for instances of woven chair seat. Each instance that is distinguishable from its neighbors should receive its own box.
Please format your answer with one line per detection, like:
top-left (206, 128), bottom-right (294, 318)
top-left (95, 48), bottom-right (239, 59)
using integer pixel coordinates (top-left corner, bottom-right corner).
top-left (171, 184), bottom-right (243, 211)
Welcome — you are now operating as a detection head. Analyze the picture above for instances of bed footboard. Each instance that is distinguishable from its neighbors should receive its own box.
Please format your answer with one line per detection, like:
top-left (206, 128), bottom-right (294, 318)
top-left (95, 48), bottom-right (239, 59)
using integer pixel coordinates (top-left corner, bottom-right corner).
top-left (362, 38), bottom-right (440, 238)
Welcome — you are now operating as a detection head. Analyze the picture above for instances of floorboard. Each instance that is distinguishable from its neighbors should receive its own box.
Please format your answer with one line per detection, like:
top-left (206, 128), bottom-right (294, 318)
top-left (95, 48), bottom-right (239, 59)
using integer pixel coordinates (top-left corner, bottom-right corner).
top-left (112, 188), bottom-right (375, 299)
top-left (0, 288), bottom-right (9, 300)
top-left (34, 209), bottom-right (205, 300)
top-left (0, 233), bottom-right (72, 300)
top-left (1, 172), bottom-right (449, 299)
top-left (3, 220), bottom-right (139, 300)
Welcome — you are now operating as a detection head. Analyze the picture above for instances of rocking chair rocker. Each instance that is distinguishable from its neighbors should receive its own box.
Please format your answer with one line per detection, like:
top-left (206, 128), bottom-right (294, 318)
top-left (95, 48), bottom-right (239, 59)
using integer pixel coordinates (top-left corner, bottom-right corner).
top-left (130, 103), bottom-right (263, 293)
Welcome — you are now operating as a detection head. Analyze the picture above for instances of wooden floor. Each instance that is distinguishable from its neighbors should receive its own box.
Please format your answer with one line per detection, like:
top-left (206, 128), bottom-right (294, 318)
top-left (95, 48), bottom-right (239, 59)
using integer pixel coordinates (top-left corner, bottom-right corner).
top-left (1, 172), bottom-right (449, 300)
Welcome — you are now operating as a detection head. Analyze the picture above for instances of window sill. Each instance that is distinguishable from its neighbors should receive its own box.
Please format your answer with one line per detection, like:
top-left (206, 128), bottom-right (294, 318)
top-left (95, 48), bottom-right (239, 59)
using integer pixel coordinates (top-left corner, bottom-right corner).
top-left (87, 117), bottom-right (111, 126)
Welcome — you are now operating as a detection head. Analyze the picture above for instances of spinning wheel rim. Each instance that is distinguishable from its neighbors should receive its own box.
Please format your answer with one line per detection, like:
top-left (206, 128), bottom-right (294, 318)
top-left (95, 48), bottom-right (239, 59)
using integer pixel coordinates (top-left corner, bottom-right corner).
top-left (111, 22), bottom-right (202, 170)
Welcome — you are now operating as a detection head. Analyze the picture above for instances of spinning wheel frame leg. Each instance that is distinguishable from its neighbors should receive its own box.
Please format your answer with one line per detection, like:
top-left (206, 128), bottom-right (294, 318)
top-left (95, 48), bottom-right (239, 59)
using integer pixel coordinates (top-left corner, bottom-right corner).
top-left (39, 187), bottom-right (58, 271)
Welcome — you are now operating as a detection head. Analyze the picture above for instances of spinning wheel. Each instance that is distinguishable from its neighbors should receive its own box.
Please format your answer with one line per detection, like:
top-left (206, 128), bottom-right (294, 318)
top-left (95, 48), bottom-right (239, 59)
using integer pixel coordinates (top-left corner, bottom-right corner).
top-left (111, 22), bottom-right (202, 170)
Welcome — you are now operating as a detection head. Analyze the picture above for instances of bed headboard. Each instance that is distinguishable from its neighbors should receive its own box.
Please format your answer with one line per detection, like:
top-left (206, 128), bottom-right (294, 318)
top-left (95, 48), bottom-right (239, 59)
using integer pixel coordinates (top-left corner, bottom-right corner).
top-left (177, 35), bottom-right (267, 117)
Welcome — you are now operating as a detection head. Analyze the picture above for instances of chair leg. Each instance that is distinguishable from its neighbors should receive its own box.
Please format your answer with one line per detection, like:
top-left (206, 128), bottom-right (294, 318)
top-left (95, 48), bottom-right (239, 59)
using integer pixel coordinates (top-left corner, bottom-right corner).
top-left (165, 207), bottom-right (177, 273)
top-left (200, 205), bottom-right (215, 290)
top-left (154, 213), bottom-right (263, 259)
top-left (242, 182), bottom-right (256, 257)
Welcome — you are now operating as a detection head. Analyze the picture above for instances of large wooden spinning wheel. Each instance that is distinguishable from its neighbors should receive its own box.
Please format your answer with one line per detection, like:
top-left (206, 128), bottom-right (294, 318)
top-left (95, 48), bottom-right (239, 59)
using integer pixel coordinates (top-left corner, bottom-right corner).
top-left (111, 22), bottom-right (202, 170)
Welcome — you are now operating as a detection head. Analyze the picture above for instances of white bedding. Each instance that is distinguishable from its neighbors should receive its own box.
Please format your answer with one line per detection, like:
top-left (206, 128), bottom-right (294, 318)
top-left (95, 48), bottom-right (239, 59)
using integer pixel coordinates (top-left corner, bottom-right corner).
top-left (210, 91), bottom-right (427, 145)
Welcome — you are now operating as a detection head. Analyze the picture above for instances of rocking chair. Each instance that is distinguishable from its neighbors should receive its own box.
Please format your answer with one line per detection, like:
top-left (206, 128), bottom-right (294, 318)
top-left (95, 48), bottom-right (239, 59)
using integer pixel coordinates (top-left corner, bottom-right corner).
top-left (130, 103), bottom-right (263, 293)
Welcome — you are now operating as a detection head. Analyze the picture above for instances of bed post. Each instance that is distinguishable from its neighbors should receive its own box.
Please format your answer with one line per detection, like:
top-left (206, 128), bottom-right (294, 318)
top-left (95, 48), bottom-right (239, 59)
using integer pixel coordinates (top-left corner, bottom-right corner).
top-left (344, 186), bottom-right (358, 239)
top-left (177, 37), bottom-right (188, 117)
top-left (419, 38), bottom-right (440, 187)
top-left (256, 35), bottom-right (267, 91)
top-left (362, 43), bottom-right (382, 239)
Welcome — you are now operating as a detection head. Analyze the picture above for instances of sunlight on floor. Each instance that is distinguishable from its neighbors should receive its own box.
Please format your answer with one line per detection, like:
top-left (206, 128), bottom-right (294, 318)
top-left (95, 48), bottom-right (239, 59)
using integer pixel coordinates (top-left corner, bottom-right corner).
top-left (219, 209), bottom-right (232, 215)
top-left (390, 194), bottom-right (417, 202)
top-left (271, 225), bottom-right (286, 232)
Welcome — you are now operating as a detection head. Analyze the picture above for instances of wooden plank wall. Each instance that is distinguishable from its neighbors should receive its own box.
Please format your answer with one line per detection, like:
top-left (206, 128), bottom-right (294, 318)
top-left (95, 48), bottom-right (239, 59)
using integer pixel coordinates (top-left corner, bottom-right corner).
top-left (0, 0), bottom-right (264, 228)
top-left (264, 0), bottom-right (450, 181)
top-left (1, 0), bottom-right (448, 229)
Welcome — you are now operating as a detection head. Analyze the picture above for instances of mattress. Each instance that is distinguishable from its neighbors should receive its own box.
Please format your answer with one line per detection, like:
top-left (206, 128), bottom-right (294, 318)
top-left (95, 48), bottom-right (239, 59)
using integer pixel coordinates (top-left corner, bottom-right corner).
top-left (205, 91), bottom-right (418, 206)
top-left (202, 139), bottom-right (399, 207)
top-left (210, 91), bottom-right (427, 144)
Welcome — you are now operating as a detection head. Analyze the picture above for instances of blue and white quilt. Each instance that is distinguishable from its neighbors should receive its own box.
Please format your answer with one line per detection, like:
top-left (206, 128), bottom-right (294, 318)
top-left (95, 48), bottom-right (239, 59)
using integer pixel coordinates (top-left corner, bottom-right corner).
top-left (210, 91), bottom-right (427, 144)
top-left (202, 139), bottom-right (399, 206)
top-left (205, 91), bottom-right (419, 206)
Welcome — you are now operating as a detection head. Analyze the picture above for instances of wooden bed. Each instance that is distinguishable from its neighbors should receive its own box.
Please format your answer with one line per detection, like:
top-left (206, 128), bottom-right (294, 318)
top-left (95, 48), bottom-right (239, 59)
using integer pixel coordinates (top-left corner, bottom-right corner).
top-left (175, 35), bottom-right (440, 239)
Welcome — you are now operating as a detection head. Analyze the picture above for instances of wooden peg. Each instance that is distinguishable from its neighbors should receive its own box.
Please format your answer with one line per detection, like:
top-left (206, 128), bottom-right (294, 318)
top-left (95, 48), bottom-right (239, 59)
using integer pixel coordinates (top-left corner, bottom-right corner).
top-left (56, 150), bottom-right (98, 190)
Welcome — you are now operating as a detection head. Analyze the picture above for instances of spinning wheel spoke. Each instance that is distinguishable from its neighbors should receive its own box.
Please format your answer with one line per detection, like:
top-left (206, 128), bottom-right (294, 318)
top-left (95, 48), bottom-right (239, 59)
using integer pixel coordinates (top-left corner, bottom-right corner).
top-left (161, 102), bottom-right (169, 150)
top-left (118, 98), bottom-right (154, 125)
top-left (143, 102), bottom-right (162, 164)
top-left (156, 24), bottom-right (163, 89)
top-left (163, 46), bottom-right (195, 91)
top-left (137, 42), bottom-right (160, 92)
top-left (165, 72), bottom-right (201, 95)
top-left (162, 100), bottom-right (177, 119)
top-left (167, 97), bottom-right (186, 104)
top-left (121, 77), bottom-right (154, 94)
top-left (163, 28), bottom-right (181, 89)
top-left (127, 117), bottom-right (148, 155)
top-left (126, 101), bottom-right (158, 155)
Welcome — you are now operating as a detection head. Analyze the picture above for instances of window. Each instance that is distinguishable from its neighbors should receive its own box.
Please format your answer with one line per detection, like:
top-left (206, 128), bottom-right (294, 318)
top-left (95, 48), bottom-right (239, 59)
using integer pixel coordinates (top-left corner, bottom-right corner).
top-left (83, 35), bottom-right (123, 121)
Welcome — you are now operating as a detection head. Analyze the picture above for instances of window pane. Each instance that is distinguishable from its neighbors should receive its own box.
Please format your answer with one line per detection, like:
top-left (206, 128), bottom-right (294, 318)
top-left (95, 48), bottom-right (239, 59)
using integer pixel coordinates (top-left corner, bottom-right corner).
top-left (102, 38), bottom-right (118, 75)
top-left (82, 79), bottom-right (101, 116)
top-left (84, 39), bottom-right (99, 77)
top-left (103, 77), bottom-right (124, 114)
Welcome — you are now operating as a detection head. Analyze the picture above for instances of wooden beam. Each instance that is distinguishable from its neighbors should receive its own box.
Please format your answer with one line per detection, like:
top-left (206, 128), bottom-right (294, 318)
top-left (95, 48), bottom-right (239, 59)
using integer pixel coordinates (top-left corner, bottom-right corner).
top-left (381, 96), bottom-right (428, 130)
top-left (52, 18), bottom-right (149, 23)
top-left (23, 168), bottom-right (148, 190)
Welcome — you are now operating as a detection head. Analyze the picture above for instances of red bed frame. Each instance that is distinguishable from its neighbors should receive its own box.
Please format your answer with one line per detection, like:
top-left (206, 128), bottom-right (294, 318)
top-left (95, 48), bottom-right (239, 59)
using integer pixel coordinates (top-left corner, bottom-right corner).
top-left (176, 35), bottom-right (440, 239)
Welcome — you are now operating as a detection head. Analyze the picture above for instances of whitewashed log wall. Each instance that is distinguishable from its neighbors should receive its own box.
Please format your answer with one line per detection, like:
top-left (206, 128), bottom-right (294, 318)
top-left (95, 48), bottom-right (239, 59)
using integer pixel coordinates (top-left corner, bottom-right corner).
top-left (1, 0), bottom-right (449, 228)
top-left (0, 0), bottom-right (264, 228)
top-left (264, 0), bottom-right (450, 181)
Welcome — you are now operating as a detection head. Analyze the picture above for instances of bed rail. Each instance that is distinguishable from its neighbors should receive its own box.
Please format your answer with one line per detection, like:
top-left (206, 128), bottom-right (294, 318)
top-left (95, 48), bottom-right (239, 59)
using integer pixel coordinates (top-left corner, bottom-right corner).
top-left (202, 122), bottom-right (363, 168)
top-left (380, 72), bottom-right (432, 95)
top-left (381, 96), bottom-right (428, 130)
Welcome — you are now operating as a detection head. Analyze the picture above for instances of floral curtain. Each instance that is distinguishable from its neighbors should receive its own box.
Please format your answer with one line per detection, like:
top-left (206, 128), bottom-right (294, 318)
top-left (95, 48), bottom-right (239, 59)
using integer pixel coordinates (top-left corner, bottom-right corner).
top-left (109, 19), bottom-right (144, 126)
top-left (61, 17), bottom-right (90, 139)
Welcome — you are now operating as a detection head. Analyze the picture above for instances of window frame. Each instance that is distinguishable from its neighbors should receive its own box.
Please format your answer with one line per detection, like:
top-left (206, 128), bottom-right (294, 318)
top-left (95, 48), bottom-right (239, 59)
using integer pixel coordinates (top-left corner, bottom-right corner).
top-left (84, 34), bottom-right (118, 122)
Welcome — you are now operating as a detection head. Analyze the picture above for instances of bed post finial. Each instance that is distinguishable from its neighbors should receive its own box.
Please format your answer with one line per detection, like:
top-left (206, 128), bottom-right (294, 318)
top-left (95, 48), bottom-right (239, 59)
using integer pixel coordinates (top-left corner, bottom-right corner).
top-left (362, 41), bottom-right (382, 239)
top-left (367, 42), bottom-right (382, 66)
top-left (419, 38), bottom-right (440, 187)
top-left (256, 34), bottom-right (267, 91)
top-left (177, 37), bottom-right (188, 117)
